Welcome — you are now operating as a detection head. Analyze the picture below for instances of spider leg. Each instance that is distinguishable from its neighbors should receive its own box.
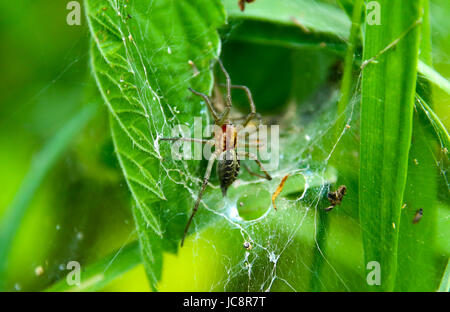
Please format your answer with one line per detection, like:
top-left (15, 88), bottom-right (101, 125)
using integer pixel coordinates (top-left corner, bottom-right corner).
top-left (188, 88), bottom-right (219, 123)
top-left (242, 163), bottom-right (268, 179)
top-left (216, 59), bottom-right (232, 123)
top-left (230, 113), bottom-right (262, 125)
top-left (237, 125), bottom-right (261, 149)
top-left (237, 151), bottom-right (272, 181)
top-left (216, 59), bottom-right (232, 108)
top-left (218, 84), bottom-right (256, 127)
top-left (159, 137), bottom-right (214, 145)
top-left (181, 151), bottom-right (219, 247)
top-left (240, 142), bottom-right (264, 148)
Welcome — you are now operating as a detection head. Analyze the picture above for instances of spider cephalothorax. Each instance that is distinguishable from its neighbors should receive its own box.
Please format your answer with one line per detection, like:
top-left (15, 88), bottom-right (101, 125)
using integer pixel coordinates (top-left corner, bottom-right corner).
top-left (160, 59), bottom-right (271, 246)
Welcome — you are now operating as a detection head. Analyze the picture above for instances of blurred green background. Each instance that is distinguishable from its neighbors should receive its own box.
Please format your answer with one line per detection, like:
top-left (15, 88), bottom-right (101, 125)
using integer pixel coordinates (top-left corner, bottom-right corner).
top-left (0, 0), bottom-right (448, 291)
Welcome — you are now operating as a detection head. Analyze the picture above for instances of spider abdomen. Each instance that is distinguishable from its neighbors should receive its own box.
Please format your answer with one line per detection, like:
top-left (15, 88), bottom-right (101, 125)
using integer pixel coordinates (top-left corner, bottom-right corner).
top-left (217, 149), bottom-right (240, 197)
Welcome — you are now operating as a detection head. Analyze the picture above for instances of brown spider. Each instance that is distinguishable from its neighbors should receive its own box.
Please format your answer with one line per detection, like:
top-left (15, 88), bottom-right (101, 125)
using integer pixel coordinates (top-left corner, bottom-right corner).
top-left (160, 59), bottom-right (272, 246)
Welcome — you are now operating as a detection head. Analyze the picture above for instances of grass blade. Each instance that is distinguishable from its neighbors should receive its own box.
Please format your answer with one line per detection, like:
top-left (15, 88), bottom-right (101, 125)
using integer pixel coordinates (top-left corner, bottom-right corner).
top-left (359, 1), bottom-right (422, 291)
top-left (0, 105), bottom-right (96, 288)
top-left (418, 60), bottom-right (450, 95)
top-left (395, 0), bottom-right (440, 290)
top-left (415, 95), bottom-right (449, 156)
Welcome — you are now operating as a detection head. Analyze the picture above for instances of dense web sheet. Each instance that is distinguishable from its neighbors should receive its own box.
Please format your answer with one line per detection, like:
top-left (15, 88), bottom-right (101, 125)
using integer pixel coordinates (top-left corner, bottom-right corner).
top-left (186, 80), bottom-right (360, 291)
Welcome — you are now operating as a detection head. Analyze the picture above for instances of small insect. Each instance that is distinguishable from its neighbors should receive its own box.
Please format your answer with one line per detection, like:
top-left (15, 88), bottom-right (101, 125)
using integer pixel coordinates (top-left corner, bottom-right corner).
top-left (238, 0), bottom-right (256, 11)
top-left (243, 241), bottom-right (253, 250)
top-left (412, 208), bottom-right (423, 224)
top-left (160, 59), bottom-right (271, 246)
top-left (326, 185), bottom-right (347, 212)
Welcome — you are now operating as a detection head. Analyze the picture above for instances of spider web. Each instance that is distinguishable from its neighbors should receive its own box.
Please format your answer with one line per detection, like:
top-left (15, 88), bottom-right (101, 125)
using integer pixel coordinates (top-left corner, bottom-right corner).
top-left (178, 78), bottom-right (360, 292)
top-left (88, 0), bottom-right (449, 292)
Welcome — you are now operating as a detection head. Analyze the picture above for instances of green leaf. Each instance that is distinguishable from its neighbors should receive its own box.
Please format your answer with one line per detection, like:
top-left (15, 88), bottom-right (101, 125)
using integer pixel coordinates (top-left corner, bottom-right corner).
top-left (0, 104), bottom-right (96, 289)
top-left (132, 203), bottom-right (162, 291)
top-left (224, 0), bottom-right (350, 39)
top-left (223, 0), bottom-right (349, 55)
top-left (85, 0), bottom-right (226, 287)
top-left (359, 0), bottom-right (423, 291)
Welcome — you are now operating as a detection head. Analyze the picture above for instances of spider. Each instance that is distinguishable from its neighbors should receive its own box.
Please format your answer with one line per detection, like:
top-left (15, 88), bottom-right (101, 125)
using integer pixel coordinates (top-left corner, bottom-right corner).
top-left (160, 59), bottom-right (272, 246)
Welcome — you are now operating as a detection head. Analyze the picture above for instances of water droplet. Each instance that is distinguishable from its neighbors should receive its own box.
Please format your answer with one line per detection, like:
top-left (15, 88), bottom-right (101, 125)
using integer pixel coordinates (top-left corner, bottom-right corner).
top-left (35, 266), bottom-right (44, 276)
